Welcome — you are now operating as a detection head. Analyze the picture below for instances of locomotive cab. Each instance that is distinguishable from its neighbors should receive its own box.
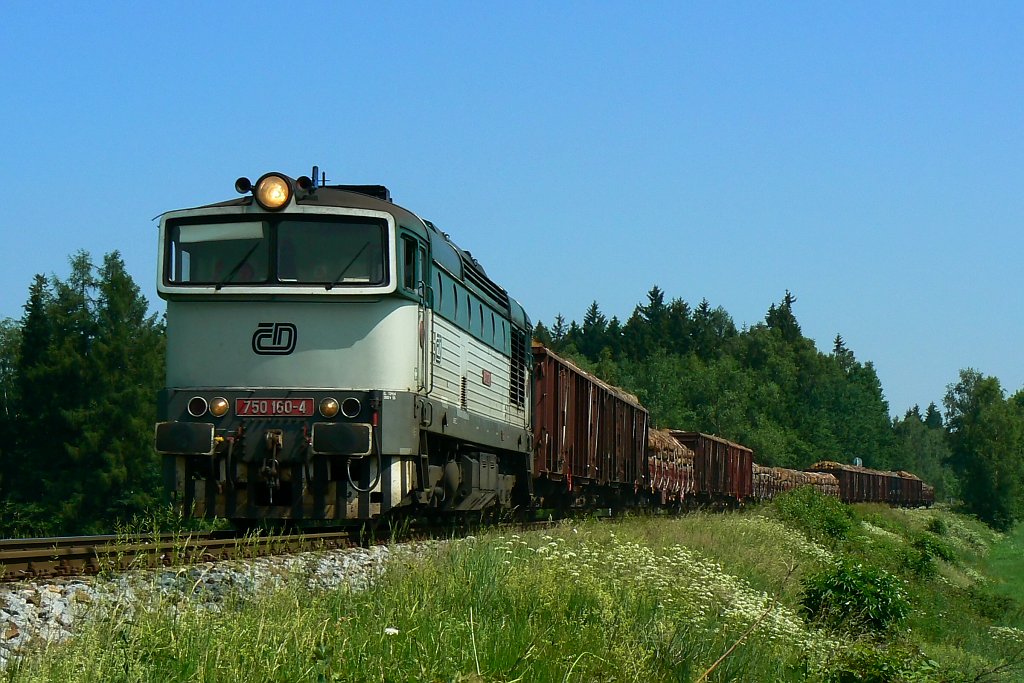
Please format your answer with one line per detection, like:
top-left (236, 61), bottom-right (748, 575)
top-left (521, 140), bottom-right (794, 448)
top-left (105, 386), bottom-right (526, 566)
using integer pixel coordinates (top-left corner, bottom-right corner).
top-left (155, 171), bottom-right (533, 524)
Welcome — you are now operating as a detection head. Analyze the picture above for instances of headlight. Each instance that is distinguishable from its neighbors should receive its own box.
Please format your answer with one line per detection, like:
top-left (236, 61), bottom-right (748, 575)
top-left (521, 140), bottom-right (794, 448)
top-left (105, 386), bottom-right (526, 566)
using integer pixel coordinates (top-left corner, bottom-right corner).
top-left (209, 397), bottom-right (230, 417)
top-left (341, 397), bottom-right (361, 418)
top-left (319, 398), bottom-right (340, 418)
top-left (254, 173), bottom-right (292, 210)
top-left (187, 396), bottom-right (209, 417)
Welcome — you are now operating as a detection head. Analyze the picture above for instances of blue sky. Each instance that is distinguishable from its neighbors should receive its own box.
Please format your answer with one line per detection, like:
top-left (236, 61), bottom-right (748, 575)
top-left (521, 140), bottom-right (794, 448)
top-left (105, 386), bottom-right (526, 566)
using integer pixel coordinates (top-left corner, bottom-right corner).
top-left (2, 2), bottom-right (1022, 417)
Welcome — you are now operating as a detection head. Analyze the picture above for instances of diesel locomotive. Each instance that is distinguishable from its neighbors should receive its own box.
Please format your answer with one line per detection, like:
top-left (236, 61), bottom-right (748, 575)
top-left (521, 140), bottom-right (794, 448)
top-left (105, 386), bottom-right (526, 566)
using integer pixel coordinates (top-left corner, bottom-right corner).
top-left (155, 170), bottom-right (534, 522)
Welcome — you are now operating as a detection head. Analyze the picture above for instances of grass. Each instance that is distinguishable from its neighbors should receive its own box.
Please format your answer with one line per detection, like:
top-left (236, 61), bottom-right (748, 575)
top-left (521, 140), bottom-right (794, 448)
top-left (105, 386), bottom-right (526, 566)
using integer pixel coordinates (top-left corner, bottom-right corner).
top-left (982, 522), bottom-right (1024, 604)
top-left (5, 497), bottom-right (1024, 682)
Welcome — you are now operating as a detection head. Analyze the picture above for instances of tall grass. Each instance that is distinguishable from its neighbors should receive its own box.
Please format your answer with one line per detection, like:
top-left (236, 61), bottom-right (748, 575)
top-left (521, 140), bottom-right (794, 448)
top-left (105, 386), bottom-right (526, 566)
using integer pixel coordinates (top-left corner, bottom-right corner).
top-left (7, 521), bottom-right (828, 682)
top-left (5, 501), bottom-right (1024, 682)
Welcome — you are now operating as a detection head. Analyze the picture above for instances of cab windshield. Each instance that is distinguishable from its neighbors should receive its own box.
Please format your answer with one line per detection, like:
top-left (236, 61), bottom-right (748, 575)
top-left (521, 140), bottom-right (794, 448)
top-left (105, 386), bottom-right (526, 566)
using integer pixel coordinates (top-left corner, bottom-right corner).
top-left (166, 217), bottom-right (388, 287)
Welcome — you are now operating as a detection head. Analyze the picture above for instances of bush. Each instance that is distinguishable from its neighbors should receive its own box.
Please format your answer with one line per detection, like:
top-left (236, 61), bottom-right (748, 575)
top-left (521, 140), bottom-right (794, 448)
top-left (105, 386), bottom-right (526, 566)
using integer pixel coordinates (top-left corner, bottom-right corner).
top-left (772, 486), bottom-right (855, 541)
top-left (802, 561), bottom-right (910, 633)
top-left (893, 533), bottom-right (956, 578)
top-left (925, 517), bottom-right (946, 536)
top-left (913, 533), bottom-right (956, 563)
top-left (819, 641), bottom-right (941, 683)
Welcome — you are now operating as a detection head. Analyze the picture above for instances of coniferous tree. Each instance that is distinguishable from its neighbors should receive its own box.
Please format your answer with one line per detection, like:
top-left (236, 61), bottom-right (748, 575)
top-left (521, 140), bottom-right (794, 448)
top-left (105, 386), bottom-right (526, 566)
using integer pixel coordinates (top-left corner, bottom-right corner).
top-left (766, 290), bottom-right (801, 343)
top-left (579, 301), bottom-right (608, 360)
top-left (832, 334), bottom-right (855, 371)
top-left (0, 319), bottom-right (20, 499)
top-left (665, 298), bottom-right (692, 356)
top-left (73, 252), bottom-right (165, 523)
top-left (4, 251), bottom-right (166, 533)
top-left (604, 316), bottom-right (623, 358)
top-left (12, 274), bottom-right (57, 505)
top-left (550, 314), bottom-right (568, 351)
top-left (532, 321), bottom-right (552, 347)
top-left (38, 252), bottom-right (98, 523)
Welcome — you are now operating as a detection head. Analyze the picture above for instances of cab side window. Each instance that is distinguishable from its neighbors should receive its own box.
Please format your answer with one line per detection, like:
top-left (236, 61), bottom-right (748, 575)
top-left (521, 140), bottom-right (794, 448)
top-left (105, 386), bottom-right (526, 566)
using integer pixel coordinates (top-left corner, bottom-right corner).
top-left (402, 236), bottom-right (417, 291)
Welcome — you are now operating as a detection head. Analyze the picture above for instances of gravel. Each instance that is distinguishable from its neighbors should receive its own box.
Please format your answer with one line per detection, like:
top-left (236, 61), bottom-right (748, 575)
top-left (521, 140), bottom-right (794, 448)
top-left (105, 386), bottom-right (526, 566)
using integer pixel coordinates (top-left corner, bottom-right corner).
top-left (0, 542), bottom-right (433, 671)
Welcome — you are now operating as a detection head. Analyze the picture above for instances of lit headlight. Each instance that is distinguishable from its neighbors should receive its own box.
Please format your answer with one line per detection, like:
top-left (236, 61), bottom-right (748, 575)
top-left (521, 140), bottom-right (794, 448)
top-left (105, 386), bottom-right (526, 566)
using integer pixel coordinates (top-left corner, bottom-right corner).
top-left (254, 173), bottom-right (291, 210)
top-left (319, 398), bottom-right (340, 418)
top-left (209, 397), bottom-right (230, 417)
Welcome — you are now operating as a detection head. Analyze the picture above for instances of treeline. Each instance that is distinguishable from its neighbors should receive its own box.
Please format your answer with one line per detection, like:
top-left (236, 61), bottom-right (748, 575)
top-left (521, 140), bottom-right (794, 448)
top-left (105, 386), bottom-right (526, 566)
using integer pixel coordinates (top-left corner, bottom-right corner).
top-left (0, 257), bottom-right (1021, 534)
top-left (536, 287), bottom-right (1024, 530)
top-left (0, 251), bottom-right (164, 536)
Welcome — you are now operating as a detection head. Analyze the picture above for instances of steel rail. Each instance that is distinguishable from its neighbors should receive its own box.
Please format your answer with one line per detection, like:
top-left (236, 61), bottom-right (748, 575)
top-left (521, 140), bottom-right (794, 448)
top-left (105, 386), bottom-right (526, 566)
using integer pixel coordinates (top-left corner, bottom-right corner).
top-left (0, 530), bottom-right (355, 583)
top-left (0, 515), bottom-right (559, 584)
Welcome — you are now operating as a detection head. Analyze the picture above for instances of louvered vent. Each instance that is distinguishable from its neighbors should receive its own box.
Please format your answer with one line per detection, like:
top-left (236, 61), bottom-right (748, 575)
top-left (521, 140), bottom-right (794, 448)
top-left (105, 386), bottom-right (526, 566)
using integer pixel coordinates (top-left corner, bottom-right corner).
top-left (460, 254), bottom-right (510, 309)
top-left (509, 329), bottom-right (527, 407)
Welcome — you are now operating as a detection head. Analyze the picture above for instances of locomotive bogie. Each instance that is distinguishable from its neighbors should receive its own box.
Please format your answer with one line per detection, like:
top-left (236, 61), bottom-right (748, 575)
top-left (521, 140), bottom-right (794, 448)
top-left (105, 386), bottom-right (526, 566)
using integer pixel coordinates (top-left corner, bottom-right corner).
top-left (167, 451), bottom-right (420, 521)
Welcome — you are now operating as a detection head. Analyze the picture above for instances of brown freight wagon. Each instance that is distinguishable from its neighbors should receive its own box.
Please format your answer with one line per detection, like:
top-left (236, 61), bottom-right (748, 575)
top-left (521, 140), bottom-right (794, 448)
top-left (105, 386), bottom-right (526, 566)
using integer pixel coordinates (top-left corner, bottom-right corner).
top-left (531, 343), bottom-right (648, 508)
top-left (807, 461), bottom-right (883, 503)
top-left (922, 483), bottom-right (935, 507)
top-left (807, 461), bottom-right (862, 503)
top-left (668, 431), bottom-right (753, 505)
top-left (808, 461), bottom-right (928, 507)
top-left (896, 471), bottom-right (924, 506)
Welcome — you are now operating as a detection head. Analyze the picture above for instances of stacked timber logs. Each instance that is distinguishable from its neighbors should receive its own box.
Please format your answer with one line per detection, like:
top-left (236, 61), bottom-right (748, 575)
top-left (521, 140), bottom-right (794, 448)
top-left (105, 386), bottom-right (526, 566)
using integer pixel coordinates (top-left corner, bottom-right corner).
top-left (648, 428), bottom-right (695, 505)
top-left (752, 464), bottom-right (840, 500)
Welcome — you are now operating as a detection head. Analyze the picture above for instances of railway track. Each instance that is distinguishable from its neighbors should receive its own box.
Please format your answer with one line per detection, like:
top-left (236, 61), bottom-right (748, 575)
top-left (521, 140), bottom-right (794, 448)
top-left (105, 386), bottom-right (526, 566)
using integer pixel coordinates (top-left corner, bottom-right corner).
top-left (0, 529), bottom-right (357, 583)
top-left (0, 517), bottom-right (558, 583)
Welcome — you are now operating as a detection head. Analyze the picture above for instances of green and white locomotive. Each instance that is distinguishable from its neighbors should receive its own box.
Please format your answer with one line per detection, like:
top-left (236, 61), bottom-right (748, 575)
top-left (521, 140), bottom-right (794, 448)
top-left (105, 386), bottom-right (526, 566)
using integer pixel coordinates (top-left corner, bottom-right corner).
top-left (155, 170), bottom-right (534, 523)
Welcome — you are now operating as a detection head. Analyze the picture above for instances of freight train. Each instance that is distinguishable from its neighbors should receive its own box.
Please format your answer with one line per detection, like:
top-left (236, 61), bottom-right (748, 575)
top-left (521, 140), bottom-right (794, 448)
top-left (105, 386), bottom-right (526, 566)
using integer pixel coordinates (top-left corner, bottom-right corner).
top-left (153, 170), bottom-right (932, 524)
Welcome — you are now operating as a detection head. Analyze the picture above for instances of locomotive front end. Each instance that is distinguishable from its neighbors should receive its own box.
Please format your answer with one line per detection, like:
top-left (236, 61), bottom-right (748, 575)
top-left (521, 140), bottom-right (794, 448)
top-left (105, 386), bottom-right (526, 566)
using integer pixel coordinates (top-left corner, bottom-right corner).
top-left (155, 171), bottom-right (534, 525)
top-left (155, 172), bottom-right (424, 522)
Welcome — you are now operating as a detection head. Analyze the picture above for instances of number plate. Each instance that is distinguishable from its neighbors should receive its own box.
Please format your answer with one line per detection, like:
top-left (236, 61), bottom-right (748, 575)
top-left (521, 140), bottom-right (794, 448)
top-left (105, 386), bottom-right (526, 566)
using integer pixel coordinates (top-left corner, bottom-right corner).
top-left (235, 398), bottom-right (315, 417)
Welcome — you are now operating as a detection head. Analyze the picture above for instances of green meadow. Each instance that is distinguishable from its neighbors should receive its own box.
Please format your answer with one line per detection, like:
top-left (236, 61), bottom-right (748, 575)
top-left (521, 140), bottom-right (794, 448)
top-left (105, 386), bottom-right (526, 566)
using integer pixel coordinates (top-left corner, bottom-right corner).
top-left (6, 491), bottom-right (1024, 682)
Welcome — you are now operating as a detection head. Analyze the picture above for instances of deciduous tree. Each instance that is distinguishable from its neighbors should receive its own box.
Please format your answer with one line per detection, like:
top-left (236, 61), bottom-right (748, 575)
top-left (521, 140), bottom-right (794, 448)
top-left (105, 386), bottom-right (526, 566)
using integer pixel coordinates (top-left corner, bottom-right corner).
top-left (944, 369), bottom-right (1024, 530)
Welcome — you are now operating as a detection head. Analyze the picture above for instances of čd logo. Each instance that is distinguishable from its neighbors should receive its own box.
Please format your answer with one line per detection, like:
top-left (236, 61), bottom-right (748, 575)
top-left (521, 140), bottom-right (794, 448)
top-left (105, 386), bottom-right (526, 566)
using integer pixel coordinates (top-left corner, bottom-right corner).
top-left (252, 322), bottom-right (297, 355)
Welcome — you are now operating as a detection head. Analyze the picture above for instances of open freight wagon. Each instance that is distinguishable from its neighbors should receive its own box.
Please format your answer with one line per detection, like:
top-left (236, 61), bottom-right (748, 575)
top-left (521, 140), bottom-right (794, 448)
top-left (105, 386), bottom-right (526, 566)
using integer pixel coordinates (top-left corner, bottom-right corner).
top-left (531, 343), bottom-right (649, 510)
top-left (668, 431), bottom-right (753, 506)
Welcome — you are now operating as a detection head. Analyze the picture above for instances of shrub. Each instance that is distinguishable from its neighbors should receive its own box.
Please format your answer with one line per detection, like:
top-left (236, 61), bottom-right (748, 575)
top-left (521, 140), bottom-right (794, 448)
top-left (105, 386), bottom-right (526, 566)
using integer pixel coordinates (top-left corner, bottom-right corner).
top-left (772, 486), bottom-right (855, 542)
top-left (819, 641), bottom-right (941, 683)
top-left (894, 532), bottom-right (958, 578)
top-left (912, 533), bottom-right (956, 564)
top-left (925, 517), bottom-right (946, 536)
top-left (801, 561), bottom-right (910, 633)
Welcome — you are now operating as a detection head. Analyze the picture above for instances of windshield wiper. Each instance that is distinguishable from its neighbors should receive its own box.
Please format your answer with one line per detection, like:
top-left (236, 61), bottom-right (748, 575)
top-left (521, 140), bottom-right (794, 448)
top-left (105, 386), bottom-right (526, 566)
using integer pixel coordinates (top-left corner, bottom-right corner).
top-left (215, 241), bottom-right (262, 290)
top-left (325, 242), bottom-right (371, 290)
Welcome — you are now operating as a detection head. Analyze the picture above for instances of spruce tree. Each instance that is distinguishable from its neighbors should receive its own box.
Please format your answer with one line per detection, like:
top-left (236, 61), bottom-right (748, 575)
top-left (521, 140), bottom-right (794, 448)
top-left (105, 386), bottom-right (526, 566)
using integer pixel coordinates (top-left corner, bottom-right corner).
top-left (76, 252), bottom-right (165, 524)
